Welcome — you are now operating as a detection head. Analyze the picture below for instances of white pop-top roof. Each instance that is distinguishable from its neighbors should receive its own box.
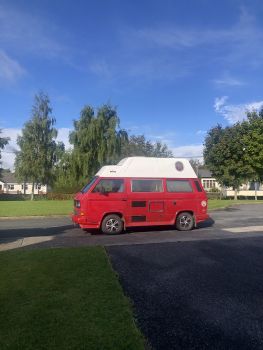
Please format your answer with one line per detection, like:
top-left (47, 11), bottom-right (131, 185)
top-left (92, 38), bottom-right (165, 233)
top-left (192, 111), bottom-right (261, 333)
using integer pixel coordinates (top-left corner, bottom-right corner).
top-left (95, 157), bottom-right (197, 178)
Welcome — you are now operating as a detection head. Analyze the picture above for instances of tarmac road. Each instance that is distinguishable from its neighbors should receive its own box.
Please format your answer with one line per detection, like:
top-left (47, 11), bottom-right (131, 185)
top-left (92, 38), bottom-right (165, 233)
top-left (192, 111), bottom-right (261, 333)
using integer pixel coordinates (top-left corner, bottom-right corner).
top-left (0, 204), bottom-right (263, 250)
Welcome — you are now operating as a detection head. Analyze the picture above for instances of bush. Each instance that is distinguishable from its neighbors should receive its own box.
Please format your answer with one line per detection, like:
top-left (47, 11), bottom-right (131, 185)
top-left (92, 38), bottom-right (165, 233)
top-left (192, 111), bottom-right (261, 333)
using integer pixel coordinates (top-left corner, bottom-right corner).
top-left (0, 193), bottom-right (75, 201)
top-left (46, 193), bottom-right (75, 200)
top-left (206, 192), bottom-right (221, 200)
top-left (228, 195), bottom-right (263, 200)
top-left (0, 194), bottom-right (30, 201)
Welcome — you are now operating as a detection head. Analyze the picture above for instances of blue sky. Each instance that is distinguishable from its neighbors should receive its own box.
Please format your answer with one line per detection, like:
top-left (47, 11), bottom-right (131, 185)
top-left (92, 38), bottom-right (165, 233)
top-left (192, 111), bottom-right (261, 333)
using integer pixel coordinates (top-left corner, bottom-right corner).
top-left (1, 0), bottom-right (263, 168)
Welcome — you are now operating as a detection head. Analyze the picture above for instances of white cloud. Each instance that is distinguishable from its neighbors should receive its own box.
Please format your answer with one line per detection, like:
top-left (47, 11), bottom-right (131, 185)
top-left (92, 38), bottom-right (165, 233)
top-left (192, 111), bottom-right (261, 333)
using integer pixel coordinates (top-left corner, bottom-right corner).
top-left (0, 50), bottom-right (26, 84)
top-left (214, 96), bottom-right (229, 112)
top-left (110, 7), bottom-right (263, 84)
top-left (130, 7), bottom-right (261, 54)
top-left (0, 4), bottom-right (68, 60)
top-left (214, 96), bottom-right (263, 123)
top-left (172, 144), bottom-right (203, 160)
top-left (57, 128), bottom-right (72, 150)
top-left (0, 128), bottom-right (21, 170)
top-left (90, 61), bottom-right (113, 80)
top-left (213, 76), bottom-right (244, 87)
top-left (196, 130), bottom-right (206, 135)
top-left (134, 27), bottom-right (203, 49)
top-left (0, 127), bottom-right (72, 170)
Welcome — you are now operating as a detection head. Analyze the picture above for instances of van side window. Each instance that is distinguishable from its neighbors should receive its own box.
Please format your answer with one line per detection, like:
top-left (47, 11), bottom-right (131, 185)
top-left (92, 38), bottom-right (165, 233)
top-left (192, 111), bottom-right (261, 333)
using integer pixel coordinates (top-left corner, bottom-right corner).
top-left (166, 180), bottom-right (193, 193)
top-left (194, 180), bottom-right (203, 192)
top-left (92, 179), bottom-right (124, 193)
top-left (132, 179), bottom-right (163, 192)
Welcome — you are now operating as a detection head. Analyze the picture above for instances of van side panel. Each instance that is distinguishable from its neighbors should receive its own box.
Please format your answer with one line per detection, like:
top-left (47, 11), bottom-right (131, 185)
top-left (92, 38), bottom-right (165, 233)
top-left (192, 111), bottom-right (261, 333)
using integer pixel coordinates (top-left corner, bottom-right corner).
top-left (193, 178), bottom-right (209, 223)
top-left (164, 178), bottom-right (198, 224)
top-left (86, 178), bottom-right (128, 226)
top-left (72, 175), bottom-right (208, 230)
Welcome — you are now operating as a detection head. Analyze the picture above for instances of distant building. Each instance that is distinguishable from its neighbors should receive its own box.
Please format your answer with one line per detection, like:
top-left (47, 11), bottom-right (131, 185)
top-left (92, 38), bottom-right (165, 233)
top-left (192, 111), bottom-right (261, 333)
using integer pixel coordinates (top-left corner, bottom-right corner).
top-left (198, 168), bottom-right (263, 197)
top-left (198, 169), bottom-right (221, 191)
top-left (0, 172), bottom-right (47, 195)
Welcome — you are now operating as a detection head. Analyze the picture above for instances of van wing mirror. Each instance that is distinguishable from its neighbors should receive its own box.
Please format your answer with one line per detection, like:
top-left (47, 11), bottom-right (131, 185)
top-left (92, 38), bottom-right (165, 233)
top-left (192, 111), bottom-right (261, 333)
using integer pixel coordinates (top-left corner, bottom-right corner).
top-left (99, 187), bottom-right (107, 195)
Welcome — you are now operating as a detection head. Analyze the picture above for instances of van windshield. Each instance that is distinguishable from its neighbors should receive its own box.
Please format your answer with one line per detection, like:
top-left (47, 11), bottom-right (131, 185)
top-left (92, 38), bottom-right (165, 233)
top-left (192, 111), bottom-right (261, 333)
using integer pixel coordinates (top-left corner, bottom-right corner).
top-left (80, 177), bottom-right (98, 193)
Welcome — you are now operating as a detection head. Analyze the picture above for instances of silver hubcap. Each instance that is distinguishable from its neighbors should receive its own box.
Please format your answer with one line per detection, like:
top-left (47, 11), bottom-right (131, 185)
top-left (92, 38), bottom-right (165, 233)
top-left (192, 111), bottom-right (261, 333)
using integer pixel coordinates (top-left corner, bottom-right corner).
top-left (105, 218), bottom-right (120, 232)
top-left (179, 215), bottom-right (192, 228)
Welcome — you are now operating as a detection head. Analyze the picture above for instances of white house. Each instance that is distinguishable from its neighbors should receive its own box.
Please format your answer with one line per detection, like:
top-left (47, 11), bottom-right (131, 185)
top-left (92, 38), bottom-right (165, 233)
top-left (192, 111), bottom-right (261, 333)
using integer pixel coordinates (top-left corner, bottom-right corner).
top-left (198, 168), bottom-right (263, 197)
top-left (0, 172), bottom-right (47, 195)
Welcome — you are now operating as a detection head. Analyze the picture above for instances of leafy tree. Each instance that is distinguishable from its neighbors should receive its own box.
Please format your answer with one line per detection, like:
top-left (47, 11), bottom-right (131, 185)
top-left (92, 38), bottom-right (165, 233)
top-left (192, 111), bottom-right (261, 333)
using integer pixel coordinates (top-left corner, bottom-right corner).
top-left (203, 123), bottom-right (253, 200)
top-left (241, 109), bottom-right (263, 199)
top-left (15, 92), bottom-right (60, 199)
top-left (54, 114), bottom-right (174, 192)
top-left (120, 135), bottom-right (173, 158)
top-left (242, 110), bottom-right (263, 180)
top-left (52, 151), bottom-right (78, 193)
top-left (66, 104), bottom-right (127, 189)
top-left (189, 159), bottom-right (203, 177)
top-left (0, 129), bottom-right (9, 178)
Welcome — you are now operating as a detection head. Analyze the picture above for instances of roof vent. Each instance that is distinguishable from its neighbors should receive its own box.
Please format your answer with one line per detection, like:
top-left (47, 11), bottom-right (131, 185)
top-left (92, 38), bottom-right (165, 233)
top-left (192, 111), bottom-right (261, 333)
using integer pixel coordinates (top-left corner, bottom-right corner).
top-left (175, 161), bottom-right (184, 171)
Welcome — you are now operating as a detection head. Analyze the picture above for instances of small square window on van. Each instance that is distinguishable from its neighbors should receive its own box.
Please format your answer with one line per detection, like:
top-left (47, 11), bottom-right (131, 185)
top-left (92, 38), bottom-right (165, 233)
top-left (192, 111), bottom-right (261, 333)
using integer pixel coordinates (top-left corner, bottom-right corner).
top-left (131, 179), bottom-right (163, 192)
top-left (167, 180), bottom-right (193, 193)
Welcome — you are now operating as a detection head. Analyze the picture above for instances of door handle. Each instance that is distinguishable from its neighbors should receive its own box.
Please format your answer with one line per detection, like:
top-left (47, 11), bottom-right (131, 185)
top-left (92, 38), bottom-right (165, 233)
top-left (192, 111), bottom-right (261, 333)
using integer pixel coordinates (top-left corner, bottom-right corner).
top-left (121, 199), bottom-right (127, 201)
top-left (173, 201), bottom-right (176, 205)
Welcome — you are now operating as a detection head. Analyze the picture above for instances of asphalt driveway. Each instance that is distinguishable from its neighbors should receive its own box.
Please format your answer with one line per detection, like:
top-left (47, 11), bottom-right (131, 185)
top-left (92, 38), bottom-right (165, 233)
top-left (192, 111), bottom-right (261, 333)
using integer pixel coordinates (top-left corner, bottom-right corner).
top-left (107, 237), bottom-right (263, 350)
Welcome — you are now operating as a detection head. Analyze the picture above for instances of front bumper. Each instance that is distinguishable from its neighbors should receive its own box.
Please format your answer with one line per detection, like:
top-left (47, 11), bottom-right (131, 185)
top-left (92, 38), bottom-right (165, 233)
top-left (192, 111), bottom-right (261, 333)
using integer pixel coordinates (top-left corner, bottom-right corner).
top-left (71, 214), bottom-right (99, 229)
top-left (195, 213), bottom-right (209, 224)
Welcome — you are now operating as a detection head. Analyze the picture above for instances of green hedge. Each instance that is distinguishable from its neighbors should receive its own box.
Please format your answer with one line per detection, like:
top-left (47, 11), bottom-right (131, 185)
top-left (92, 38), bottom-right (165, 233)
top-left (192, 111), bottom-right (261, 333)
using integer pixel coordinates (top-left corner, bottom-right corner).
top-left (46, 193), bottom-right (75, 200)
top-left (0, 194), bottom-right (30, 201)
top-left (0, 193), bottom-right (75, 201)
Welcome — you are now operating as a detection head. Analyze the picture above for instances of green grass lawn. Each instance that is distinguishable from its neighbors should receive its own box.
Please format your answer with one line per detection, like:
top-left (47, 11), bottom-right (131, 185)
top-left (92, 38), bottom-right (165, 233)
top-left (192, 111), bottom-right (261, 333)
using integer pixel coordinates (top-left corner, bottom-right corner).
top-left (0, 247), bottom-right (145, 350)
top-left (0, 200), bottom-right (73, 217)
top-left (208, 199), bottom-right (263, 210)
top-left (0, 199), bottom-right (263, 217)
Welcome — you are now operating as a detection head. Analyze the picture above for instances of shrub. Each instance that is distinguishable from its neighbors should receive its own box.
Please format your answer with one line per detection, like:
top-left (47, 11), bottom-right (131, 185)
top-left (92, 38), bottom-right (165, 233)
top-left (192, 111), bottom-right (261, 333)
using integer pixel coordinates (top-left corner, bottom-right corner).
top-left (46, 193), bottom-right (75, 200)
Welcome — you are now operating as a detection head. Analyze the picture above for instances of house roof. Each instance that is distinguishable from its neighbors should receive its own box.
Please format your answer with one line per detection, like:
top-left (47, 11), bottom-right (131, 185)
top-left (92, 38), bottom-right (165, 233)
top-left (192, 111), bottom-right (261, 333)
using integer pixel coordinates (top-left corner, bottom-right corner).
top-left (1, 172), bottom-right (17, 183)
top-left (198, 168), bottom-right (213, 178)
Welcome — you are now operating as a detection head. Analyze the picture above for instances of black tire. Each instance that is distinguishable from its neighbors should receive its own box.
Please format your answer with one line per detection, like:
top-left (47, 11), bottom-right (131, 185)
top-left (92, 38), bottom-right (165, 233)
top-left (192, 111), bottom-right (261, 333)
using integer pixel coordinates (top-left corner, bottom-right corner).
top-left (101, 214), bottom-right (123, 234)
top-left (176, 212), bottom-right (194, 231)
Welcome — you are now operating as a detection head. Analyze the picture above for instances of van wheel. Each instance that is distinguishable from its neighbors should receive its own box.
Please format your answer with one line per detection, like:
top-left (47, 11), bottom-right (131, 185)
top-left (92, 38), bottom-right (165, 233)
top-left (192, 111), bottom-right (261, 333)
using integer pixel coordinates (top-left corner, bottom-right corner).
top-left (101, 215), bottom-right (123, 234)
top-left (176, 212), bottom-right (194, 231)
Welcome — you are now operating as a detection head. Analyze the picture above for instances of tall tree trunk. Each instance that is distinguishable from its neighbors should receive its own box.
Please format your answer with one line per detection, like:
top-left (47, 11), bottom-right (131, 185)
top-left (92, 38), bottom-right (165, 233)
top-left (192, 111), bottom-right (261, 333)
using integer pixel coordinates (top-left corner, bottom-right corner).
top-left (31, 182), bottom-right (34, 200)
top-left (255, 183), bottom-right (258, 201)
top-left (234, 188), bottom-right (238, 201)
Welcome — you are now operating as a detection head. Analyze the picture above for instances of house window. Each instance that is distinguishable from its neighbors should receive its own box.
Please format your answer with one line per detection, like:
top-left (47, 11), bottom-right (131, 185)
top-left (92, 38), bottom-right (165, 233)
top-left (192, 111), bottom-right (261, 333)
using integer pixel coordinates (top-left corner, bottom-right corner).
top-left (131, 179), bottom-right (163, 192)
top-left (21, 184), bottom-right (28, 190)
top-left (35, 184), bottom-right (41, 190)
top-left (203, 179), bottom-right (216, 189)
top-left (8, 184), bottom-right (14, 190)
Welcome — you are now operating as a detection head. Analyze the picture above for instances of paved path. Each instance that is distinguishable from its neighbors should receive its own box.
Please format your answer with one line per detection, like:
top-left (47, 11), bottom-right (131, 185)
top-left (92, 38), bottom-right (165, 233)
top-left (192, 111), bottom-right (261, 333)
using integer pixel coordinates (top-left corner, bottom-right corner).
top-left (108, 236), bottom-right (263, 349)
top-left (0, 204), bottom-right (263, 251)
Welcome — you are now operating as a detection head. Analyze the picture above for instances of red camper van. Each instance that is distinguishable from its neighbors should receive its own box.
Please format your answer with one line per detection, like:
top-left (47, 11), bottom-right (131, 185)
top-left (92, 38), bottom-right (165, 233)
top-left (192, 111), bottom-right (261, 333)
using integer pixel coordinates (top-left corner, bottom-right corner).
top-left (72, 157), bottom-right (209, 234)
